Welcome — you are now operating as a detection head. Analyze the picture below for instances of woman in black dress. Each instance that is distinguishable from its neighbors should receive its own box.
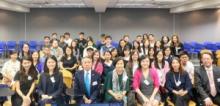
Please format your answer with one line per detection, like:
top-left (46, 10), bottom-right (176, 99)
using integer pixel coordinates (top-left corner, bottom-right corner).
top-left (12, 56), bottom-right (38, 106)
top-left (37, 55), bottom-right (64, 105)
top-left (60, 46), bottom-right (78, 75)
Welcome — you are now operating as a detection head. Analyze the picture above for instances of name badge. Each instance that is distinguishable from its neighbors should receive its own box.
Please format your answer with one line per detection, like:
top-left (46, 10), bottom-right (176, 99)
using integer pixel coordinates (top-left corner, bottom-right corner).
top-left (50, 77), bottom-right (55, 83)
top-left (144, 80), bottom-right (150, 85)
top-left (176, 81), bottom-right (181, 86)
top-left (28, 76), bottom-right (32, 80)
top-left (217, 78), bottom-right (220, 82)
top-left (123, 76), bottom-right (128, 81)
top-left (92, 81), bottom-right (98, 86)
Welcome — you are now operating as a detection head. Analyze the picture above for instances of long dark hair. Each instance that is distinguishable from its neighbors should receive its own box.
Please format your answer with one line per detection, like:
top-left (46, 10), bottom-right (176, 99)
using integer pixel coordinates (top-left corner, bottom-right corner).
top-left (92, 50), bottom-right (102, 69)
top-left (21, 43), bottom-right (31, 57)
top-left (127, 50), bottom-right (139, 68)
top-left (64, 46), bottom-right (73, 58)
top-left (154, 50), bottom-right (165, 69)
top-left (19, 56), bottom-right (37, 82)
top-left (161, 36), bottom-right (170, 47)
top-left (138, 55), bottom-right (150, 69)
top-left (44, 55), bottom-right (59, 74)
top-left (132, 40), bottom-right (141, 52)
top-left (31, 50), bottom-right (40, 64)
top-left (170, 57), bottom-right (184, 74)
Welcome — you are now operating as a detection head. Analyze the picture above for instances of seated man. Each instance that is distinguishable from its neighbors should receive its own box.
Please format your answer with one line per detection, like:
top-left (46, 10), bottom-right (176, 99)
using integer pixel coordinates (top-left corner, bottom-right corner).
top-left (74, 57), bottom-right (101, 104)
top-left (195, 52), bottom-right (220, 106)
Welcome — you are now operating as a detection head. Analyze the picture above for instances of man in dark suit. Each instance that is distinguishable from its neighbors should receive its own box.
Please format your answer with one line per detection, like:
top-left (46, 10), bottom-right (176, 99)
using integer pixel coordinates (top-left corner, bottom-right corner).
top-left (195, 52), bottom-right (220, 106)
top-left (74, 57), bottom-right (101, 104)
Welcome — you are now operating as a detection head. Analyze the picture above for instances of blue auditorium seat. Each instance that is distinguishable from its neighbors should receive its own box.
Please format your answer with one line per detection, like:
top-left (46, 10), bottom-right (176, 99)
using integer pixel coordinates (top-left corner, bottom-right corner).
top-left (29, 40), bottom-right (38, 52)
top-left (6, 41), bottom-right (17, 52)
top-left (0, 41), bottom-right (6, 58)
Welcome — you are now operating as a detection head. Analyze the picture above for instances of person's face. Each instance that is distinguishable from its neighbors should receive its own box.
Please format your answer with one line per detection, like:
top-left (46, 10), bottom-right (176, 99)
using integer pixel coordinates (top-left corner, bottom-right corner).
top-left (32, 52), bottom-right (39, 61)
top-left (132, 52), bottom-right (139, 61)
top-left (172, 59), bottom-right (180, 71)
top-left (201, 54), bottom-right (213, 68)
top-left (180, 55), bottom-right (189, 65)
top-left (93, 52), bottom-right (100, 60)
top-left (79, 34), bottom-right (84, 39)
top-left (149, 49), bottom-right (154, 55)
top-left (124, 50), bottom-right (130, 56)
top-left (157, 51), bottom-right (163, 61)
top-left (141, 58), bottom-right (150, 69)
top-left (44, 38), bottom-right (50, 44)
top-left (136, 37), bottom-right (142, 42)
top-left (165, 48), bottom-right (171, 56)
top-left (88, 41), bottom-right (93, 46)
top-left (124, 36), bottom-right (129, 42)
top-left (105, 38), bottom-right (112, 45)
top-left (149, 35), bottom-right (154, 41)
top-left (134, 42), bottom-right (139, 48)
top-left (172, 36), bottom-right (178, 43)
top-left (115, 60), bottom-right (124, 73)
top-left (120, 40), bottom-right (126, 47)
top-left (60, 37), bottom-right (64, 42)
top-left (23, 44), bottom-right (29, 53)
top-left (163, 37), bottom-right (168, 43)
top-left (156, 41), bottom-right (161, 47)
top-left (52, 41), bottom-right (58, 48)
top-left (66, 48), bottom-right (72, 56)
top-left (22, 60), bottom-right (31, 71)
top-left (82, 58), bottom-right (92, 71)
top-left (87, 51), bottom-right (94, 57)
top-left (104, 52), bottom-right (111, 60)
top-left (47, 58), bottom-right (56, 71)
top-left (71, 41), bottom-right (77, 47)
top-left (44, 48), bottom-right (51, 55)
top-left (52, 34), bottom-right (57, 39)
top-left (65, 35), bottom-right (70, 39)
top-left (111, 50), bottom-right (117, 57)
top-left (10, 53), bottom-right (18, 60)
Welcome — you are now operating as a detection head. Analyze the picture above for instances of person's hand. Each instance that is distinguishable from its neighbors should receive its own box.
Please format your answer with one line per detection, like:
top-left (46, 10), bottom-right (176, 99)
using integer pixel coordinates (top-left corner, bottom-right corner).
top-left (41, 95), bottom-right (49, 100)
top-left (85, 99), bottom-right (92, 104)
top-left (22, 96), bottom-right (31, 106)
top-left (113, 93), bottom-right (121, 101)
top-left (179, 90), bottom-right (187, 96)
top-left (173, 90), bottom-right (180, 95)
top-left (142, 96), bottom-right (149, 104)
top-left (204, 98), bottom-right (213, 106)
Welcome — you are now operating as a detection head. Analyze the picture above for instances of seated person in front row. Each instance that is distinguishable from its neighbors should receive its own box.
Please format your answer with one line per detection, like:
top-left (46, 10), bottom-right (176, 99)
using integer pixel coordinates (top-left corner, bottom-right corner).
top-left (195, 52), bottom-right (220, 106)
top-left (104, 57), bottom-right (129, 105)
top-left (74, 57), bottom-right (101, 104)
top-left (37, 56), bottom-right (64, 105)
top-left (165, 57), bottom-right (192, 106)
top-left (12, 56), bottom-right (38, 106)
top-left (133, 55), bottom-right (160, 106)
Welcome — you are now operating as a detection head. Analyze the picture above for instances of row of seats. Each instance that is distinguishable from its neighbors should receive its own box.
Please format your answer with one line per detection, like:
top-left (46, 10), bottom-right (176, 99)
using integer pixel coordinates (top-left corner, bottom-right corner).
top-left (183, 42), bottom-right (220, 54)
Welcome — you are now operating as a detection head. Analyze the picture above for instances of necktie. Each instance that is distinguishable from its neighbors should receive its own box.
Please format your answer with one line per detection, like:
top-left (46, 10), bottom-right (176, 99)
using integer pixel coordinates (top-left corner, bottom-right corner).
top-left (85, 72), bottom-right (90, 96)
top-left (207, 70), bottom-right (217, 97)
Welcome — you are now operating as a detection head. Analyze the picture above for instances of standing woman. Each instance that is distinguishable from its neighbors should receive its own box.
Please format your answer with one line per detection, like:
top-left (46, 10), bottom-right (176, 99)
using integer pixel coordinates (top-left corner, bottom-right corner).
top-left (12, 56), bottom-right (38, 106)
top-left (32, 51), bottom-right (43, 73)
top-left (142, 40), bottom-right (149, 56)
top-left (70, 40), bottom-right (80, 60)
top-left (154, 41), bottom-right (162, 53)
top-left (37, 56), bottom-right (64, 105)
top-left (104, 57), bottom-right (130, 105)
top-left (165, 57), bottom-right (192, 106)
top-left (122, 47), bottom-right (130, 65)
top-left (163, 47), bottom-right (173, 64)
top-left (133, 55), bottom-right (160, 106)
top-left (151, 50), bottom-right (170, 104)
top-left (118, 39), bottom-right (128, 56)
top-left (92, 50), bottom-right (104, 75)
top-left (148, 47), bottom-right (155, 65)
top-left (170, 35), bottom-right (184, 57)
top-left (60, 46), bottom-right (78, 75)
top-left (103, 51), bottom-right (114, 82)
top-left (19, 43), bottom-right (31, 60)
top-left (111, 48), bottom-right (118, 62)
top-left (132, 40), bottom-right (143, 56)
top-left (161, 36), bottom-right (170, 49)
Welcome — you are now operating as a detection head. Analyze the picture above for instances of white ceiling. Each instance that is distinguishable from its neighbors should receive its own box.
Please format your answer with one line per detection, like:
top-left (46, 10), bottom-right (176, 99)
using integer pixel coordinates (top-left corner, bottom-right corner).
top-left (1, 0), bottom-right (220, 13)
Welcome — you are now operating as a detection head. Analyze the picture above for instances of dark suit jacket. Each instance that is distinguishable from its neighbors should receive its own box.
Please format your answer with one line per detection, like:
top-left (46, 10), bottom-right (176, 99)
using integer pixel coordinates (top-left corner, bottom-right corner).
top-left (195, 66), bottom-right (220, 100)
top-left (37, 72), bottom-right (64, 104)
top-left (74, 70), bottom-right (101, 103)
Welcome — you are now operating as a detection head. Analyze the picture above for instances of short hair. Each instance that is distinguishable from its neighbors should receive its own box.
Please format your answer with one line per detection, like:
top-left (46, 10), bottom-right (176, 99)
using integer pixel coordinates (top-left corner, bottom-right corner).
top-left (64, 32), bottom-right (70, 36)
top-left (79, 32), bottom-right (84, 35)
top-left (9, 50), bottom-right (18, 56)
top-left (113, 57), bottom-right (125, 67)
top-left (179, 51), bottom-right (189, 58)
top-left (60, 35), bottom-right (65, 38)
top-left (81, 57), bottom-right (92, 63)
top-left (105, 35), bottom-right (112, 40)
top-left (100, 34), bottom-right (106, 38)
top-left (44, 36), bottom-right (50, 39)
top-left (201, 51), bottom-right (214, 59)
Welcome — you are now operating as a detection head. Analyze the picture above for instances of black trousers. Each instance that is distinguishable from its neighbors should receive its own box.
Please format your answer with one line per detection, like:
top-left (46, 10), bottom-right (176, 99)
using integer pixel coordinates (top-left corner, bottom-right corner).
top-left (171, 94), bottom-right (190, 106)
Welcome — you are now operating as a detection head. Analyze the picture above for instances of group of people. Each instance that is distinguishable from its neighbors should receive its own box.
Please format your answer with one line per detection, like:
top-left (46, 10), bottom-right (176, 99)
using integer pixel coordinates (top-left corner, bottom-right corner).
top-left (0, 32), bottom-right (220, 106)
